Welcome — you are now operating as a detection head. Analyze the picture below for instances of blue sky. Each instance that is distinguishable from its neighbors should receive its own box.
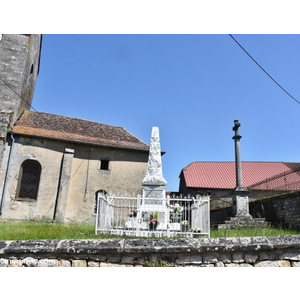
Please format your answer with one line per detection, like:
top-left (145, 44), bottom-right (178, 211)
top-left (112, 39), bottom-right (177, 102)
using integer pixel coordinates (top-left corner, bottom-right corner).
top-left (2, 1), bottom-right (299, 290)
top-left (32, 34), bottom-right (300, 191)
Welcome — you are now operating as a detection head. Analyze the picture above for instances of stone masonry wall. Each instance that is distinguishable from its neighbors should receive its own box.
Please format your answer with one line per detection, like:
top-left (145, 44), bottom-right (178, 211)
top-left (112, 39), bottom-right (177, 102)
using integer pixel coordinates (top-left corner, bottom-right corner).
top-left (0, 34), bottom-right (41, 172)
top-left (211, 191), bottom-right (300, 228)
top-left (1, 236), bottom-right (300, 267)
top-left (250, 191), bottom-right (300, 229)
top-left (0, 34), bottom-right (42, 123)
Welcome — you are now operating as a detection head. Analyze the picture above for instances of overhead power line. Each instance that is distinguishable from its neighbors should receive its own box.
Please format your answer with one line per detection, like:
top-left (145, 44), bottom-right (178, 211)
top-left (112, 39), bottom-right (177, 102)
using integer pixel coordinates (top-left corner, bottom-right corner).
top-left (0, 77), bottom-right (42, 114)
top-left (229, 34), bottom-right (300, 105)
top-left (0, 76), bottom-right (78, 138)
top-left (0, 76), bottom-right (91, 206)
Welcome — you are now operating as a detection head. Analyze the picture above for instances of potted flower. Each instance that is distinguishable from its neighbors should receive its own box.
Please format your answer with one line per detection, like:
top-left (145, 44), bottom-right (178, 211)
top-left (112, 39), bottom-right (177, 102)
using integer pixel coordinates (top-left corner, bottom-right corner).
top-left (181, 220), bottom-right (189, 232)
top-left (149, 211), bottom-right (159, 231)
top-left (129, 210), bottom-right (137, 218)
top-left (170, 203), bottom-right (183, 222)
top-left (192, 227), bottom-right (201, 237)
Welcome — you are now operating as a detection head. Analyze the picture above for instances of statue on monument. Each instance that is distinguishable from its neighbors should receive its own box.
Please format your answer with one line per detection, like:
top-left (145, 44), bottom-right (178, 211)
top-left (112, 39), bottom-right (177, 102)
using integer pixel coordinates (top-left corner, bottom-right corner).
top-left (142, 127), bottom-right (167, 186)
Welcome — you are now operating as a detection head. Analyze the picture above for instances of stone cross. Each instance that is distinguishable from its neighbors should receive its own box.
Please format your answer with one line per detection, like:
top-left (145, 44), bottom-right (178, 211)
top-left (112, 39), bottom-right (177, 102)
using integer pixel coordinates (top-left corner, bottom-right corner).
top-left (232, 120), bottom-right (241, 140)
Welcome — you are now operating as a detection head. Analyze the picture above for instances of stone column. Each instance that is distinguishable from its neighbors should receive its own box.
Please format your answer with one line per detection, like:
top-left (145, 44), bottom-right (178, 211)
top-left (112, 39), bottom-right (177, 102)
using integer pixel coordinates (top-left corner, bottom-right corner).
top-left (232, 120), bottom-right (250, 217)
top-left (233, 120), bottom-right (243, 188)
top-left (53, 147), bottom-right (75, 222)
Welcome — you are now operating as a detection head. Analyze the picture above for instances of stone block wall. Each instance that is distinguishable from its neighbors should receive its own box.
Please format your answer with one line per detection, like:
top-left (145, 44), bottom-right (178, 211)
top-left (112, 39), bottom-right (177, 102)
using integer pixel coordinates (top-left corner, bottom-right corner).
top-left (0, 34), bottom-right (41, 170)
top-left (0, 34), bottom-right (42, 122)
top-left (0, 135), bottom-right (148, 223)
top-left (211, 191), bottom-right (300, 229)
top-left (1, 236), bottom-right (300, 267)
top-left (250, 191), bottom-right (300, 228)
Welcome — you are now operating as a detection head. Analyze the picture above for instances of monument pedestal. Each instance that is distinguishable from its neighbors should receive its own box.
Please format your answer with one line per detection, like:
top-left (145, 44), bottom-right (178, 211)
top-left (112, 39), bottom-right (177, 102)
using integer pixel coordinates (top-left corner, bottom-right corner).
top-left (232, 187), bottom-right (250, 217)
top-left (138, 184), bottom-right (168, 227)
top-left (218, 216), bottom-right (269, 230)
top-left (142, 184), bottom-right (166, 200)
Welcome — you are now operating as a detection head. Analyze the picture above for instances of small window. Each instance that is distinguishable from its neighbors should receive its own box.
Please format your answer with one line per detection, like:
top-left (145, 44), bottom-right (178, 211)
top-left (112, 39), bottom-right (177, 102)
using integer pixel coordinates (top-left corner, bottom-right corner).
top-left (17, 160), bottom-right (41, 200)
top-left (100, 160), bottom-right (109, 171)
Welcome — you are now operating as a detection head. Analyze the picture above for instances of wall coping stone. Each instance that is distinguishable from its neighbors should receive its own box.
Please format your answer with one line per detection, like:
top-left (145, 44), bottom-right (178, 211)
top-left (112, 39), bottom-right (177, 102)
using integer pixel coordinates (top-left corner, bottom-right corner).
top-left (1, 235), bottom-right (300, 259)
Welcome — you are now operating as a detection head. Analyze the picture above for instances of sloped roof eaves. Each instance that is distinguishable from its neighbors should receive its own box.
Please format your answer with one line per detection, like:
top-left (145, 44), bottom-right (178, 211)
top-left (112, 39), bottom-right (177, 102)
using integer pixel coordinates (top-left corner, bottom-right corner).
top-left (12, 129), bottom-right (150, 152)
top-left (12, 110), bottom-right (150, 152)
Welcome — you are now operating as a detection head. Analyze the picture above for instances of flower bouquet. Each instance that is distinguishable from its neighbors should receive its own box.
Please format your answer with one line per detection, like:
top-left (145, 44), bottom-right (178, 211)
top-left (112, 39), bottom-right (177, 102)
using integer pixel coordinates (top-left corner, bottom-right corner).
top-left (170, 203), bottom-right (183, 222)
top-left (181, 220), bottom-right (189, 232)
top-left (149, 211), bottom-right (159, 231)
top-left (129, 210), bottom-right (137, 218)
top-left (170, 203), bottom-right (183, 214)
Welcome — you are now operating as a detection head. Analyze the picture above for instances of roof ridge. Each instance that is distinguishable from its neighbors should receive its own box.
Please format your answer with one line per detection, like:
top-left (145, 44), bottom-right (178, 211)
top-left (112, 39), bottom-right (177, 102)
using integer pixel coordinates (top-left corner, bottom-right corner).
top-left (27, 110), bottom-right (123, 128)
top-left (12, 110), bottom-right (150, 151)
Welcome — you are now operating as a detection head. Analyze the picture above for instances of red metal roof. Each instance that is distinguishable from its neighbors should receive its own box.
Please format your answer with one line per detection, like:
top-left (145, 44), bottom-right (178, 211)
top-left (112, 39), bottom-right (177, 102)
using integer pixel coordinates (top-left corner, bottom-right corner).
top-left (181, 161), bottom-right (300, 189)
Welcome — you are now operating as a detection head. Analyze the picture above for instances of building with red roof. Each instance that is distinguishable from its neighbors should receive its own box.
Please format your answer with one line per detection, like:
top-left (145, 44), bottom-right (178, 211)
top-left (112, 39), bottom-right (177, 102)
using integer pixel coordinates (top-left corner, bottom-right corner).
top-left (179, 161), bottom-right (300, 209)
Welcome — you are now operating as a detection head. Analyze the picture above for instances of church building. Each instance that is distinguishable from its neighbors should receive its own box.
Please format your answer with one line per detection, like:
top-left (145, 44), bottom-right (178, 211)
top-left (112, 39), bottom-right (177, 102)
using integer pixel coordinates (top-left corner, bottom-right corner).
top-left (0, 34), bottom-right (150, 223)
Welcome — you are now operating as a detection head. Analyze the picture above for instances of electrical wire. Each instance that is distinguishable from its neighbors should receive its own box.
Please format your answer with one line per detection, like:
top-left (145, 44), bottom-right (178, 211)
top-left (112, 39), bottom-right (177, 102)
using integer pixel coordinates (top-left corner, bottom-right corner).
top-left (0, 77), bottom-right (39, 113)
top-left (0, 76), bottom-right (77, 139)
top-left (0, 76), bottom-right (89, 214)
top-left (229, 34), bottom-right (300, 105)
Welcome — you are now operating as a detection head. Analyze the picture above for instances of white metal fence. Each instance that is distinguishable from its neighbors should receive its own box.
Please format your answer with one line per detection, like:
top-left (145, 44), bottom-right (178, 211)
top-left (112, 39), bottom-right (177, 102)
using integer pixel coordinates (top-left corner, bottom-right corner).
top-left (95, 194), bottom-right (210, 237)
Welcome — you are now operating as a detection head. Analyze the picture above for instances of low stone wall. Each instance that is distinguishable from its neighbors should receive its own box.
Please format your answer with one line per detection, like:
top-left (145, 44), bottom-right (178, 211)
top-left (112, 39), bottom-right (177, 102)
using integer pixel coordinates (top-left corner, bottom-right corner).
top-left (250, 191), bottom-right (300, 228)
top-left (210, 191), bottom-right (300, 228)
top-left (1, 235), bottom-right (300, 267)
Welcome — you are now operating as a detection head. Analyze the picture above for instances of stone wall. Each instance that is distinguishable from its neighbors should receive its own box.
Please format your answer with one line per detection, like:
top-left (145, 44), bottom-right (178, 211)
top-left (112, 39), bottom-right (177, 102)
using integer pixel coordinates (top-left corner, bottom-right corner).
top-left (250, 191), bottom-right (300, 228)
top-left (211, 191), bottom-right (300, 228)
top-left (1, 236), bottom-right (300, 267)
top-left (0, 34), bottom-right (42, 123)
top-left (0, 135), bottom-right (148, 223)
top-left (0, 34), bottom-right (41, 175)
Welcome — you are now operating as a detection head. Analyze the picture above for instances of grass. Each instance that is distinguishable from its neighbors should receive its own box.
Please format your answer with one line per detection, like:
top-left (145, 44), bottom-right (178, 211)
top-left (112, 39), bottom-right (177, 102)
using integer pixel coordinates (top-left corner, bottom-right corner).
top-left (210, 226), bottom-right (300, 238)
top-left (0, 221), bottom-right (299, 240)
top-left (0, 221), bottom-right (105, 240)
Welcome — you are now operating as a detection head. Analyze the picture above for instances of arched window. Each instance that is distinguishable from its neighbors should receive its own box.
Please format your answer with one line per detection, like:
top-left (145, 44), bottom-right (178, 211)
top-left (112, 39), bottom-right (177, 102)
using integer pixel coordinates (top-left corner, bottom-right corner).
top-left (17, 160), bottom-right (41, 200)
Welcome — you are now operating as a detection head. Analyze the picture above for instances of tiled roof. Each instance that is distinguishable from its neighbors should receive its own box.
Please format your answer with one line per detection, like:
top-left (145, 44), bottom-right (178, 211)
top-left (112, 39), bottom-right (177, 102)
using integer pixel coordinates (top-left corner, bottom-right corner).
top-left (181, 161), bottom-right (300, 189)
top-left (12, 110), bottom-right (150, 152)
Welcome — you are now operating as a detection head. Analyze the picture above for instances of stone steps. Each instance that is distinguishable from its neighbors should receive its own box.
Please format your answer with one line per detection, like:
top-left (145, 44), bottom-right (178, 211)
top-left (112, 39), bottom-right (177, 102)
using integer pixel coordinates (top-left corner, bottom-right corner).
top-left (217, 216), bottom-right (269, 230)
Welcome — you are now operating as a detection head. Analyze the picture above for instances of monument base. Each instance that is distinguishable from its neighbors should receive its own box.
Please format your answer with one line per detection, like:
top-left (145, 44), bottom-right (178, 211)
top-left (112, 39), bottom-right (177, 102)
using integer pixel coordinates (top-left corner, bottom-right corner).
top-left (232, 187), bottom-right (250, 217)
top-left (142, 184), bottom-right (166, 200)
top-left (217, 215), bottom-right (269, 230)
top-left (216, 187), bottom-right (269, 229)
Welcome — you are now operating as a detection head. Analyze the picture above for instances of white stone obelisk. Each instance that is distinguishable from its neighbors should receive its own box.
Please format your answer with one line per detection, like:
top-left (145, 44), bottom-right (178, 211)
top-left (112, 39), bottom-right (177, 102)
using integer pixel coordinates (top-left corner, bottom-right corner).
top-left (142, 127), bottom-right (167, 199)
